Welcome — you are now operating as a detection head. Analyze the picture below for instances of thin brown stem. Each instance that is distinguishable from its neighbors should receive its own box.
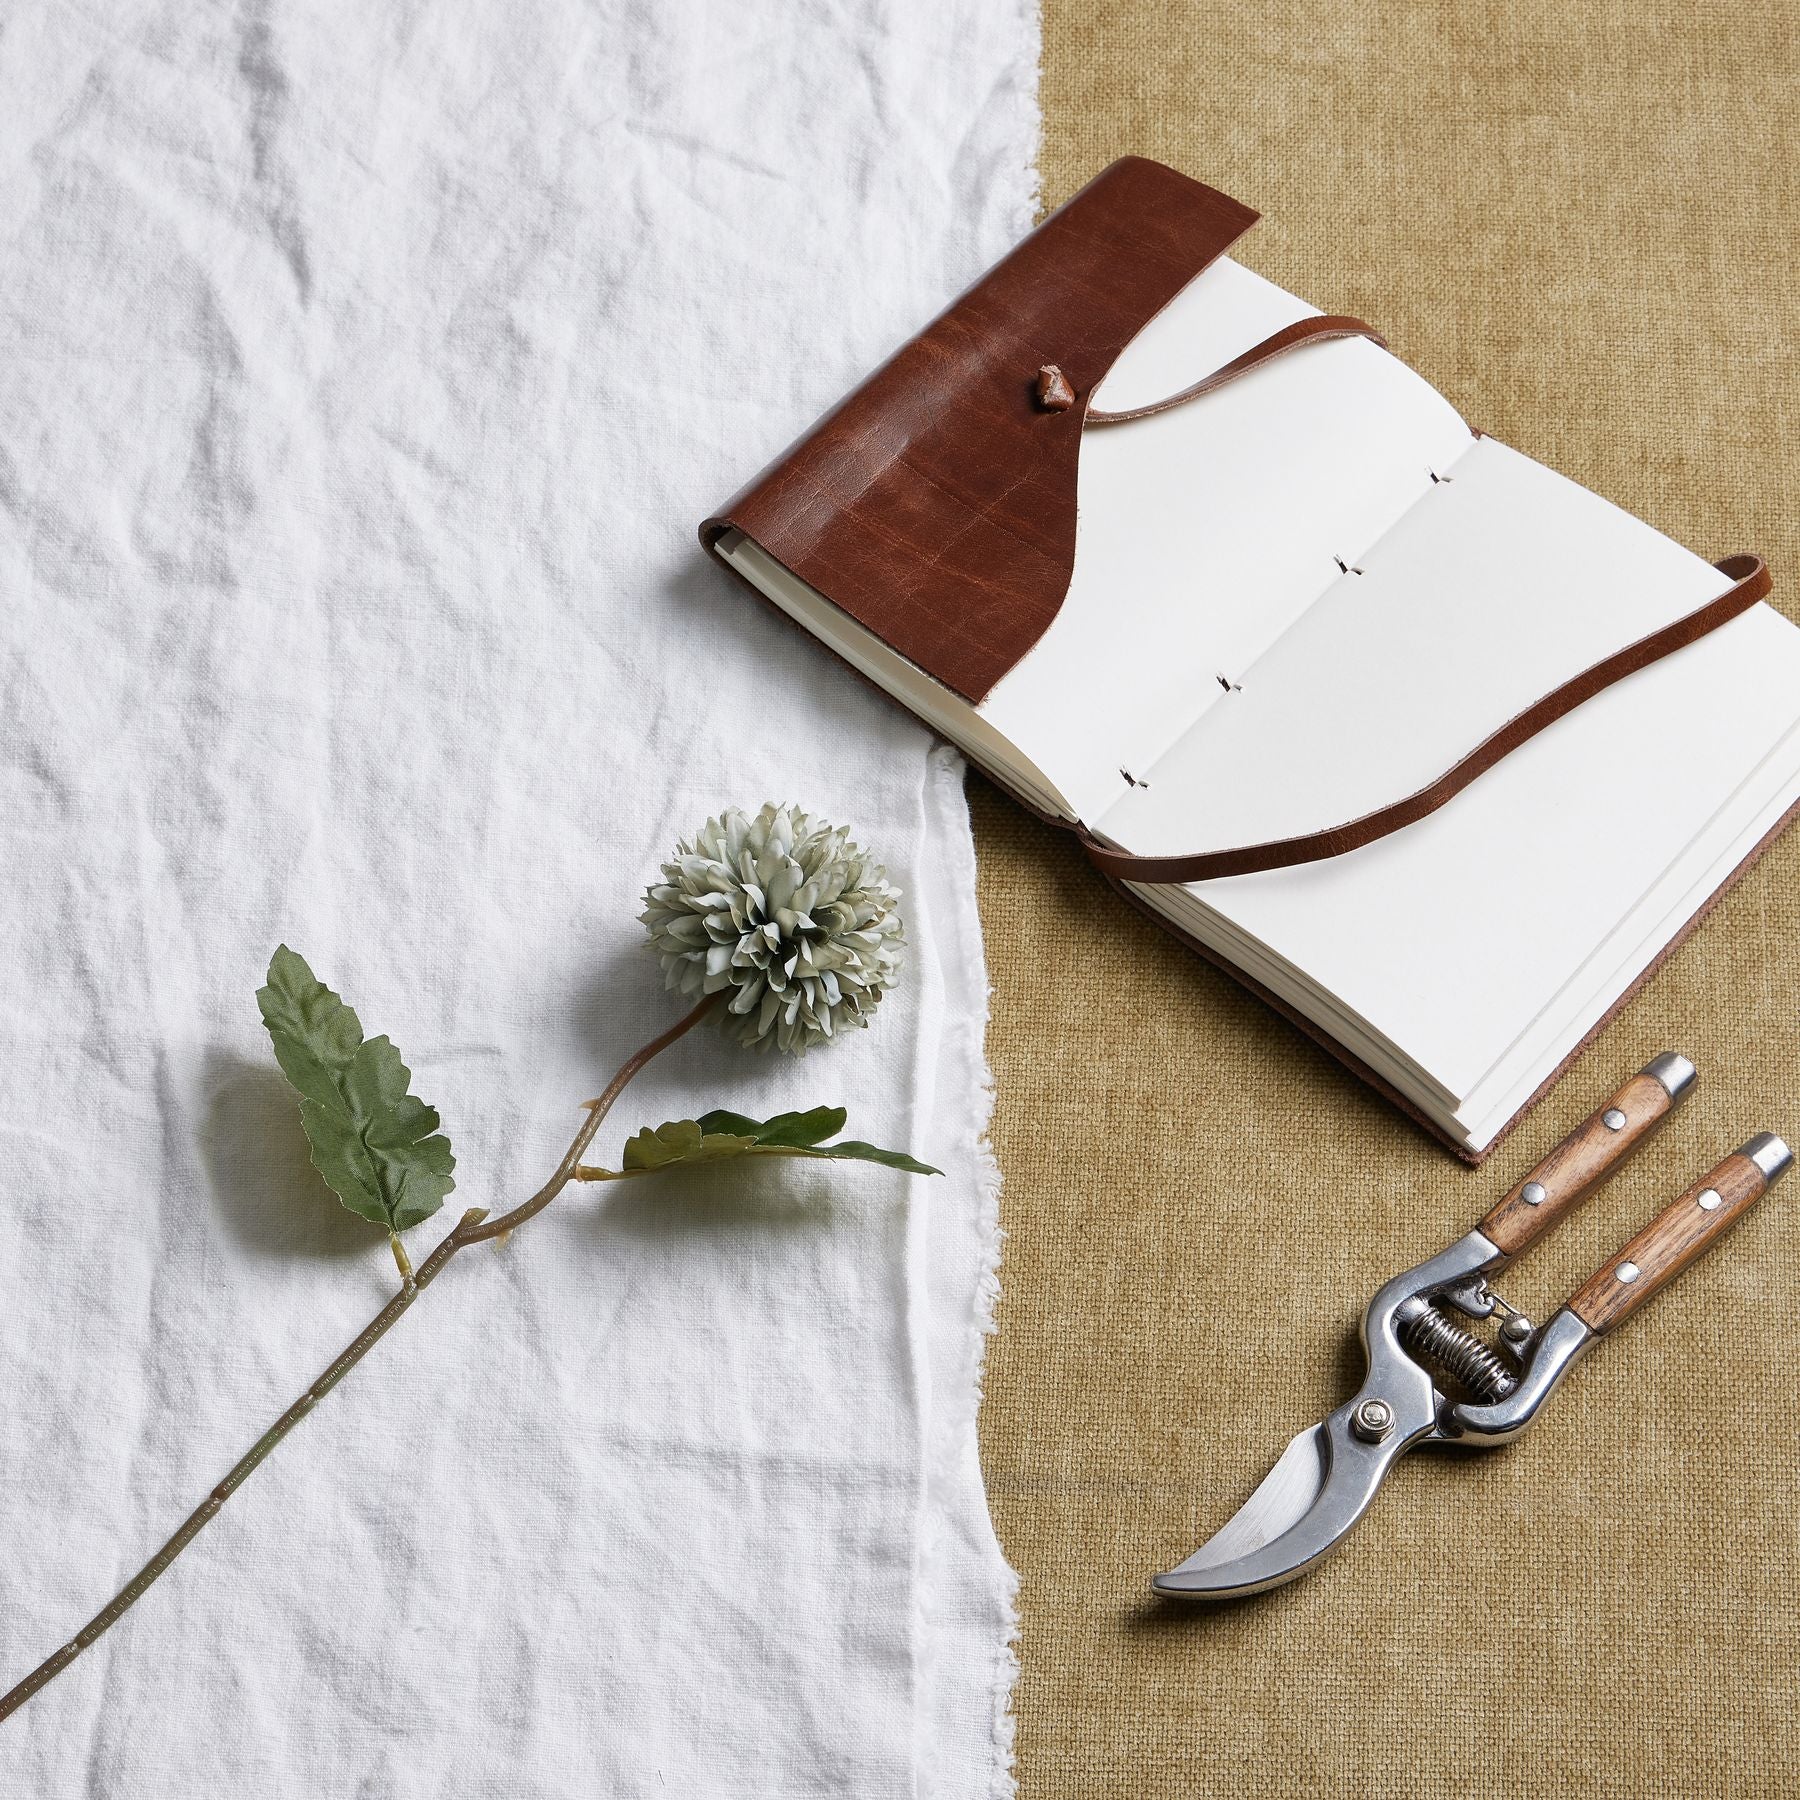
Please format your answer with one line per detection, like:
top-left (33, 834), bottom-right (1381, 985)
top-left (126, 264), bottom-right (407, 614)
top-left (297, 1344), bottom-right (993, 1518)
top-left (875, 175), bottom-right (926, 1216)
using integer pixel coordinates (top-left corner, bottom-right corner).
top-left (458, 993), bottom-right (718, 1245)
top-left (0, 991), bottom-right (720, 1727)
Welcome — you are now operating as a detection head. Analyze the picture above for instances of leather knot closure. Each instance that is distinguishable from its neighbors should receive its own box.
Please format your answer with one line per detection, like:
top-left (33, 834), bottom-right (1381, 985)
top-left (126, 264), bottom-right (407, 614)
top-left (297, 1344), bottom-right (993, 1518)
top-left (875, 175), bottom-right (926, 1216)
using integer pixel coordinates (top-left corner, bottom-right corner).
top-left (1034, 364), bottom-right (1075, 411)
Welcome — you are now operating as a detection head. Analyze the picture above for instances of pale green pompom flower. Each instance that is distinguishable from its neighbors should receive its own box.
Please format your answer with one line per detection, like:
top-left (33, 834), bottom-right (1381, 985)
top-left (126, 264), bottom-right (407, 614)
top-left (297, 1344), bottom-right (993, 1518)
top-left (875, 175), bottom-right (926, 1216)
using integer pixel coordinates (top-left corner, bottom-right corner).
top-left (641, 803), bottom-right (904, 1053)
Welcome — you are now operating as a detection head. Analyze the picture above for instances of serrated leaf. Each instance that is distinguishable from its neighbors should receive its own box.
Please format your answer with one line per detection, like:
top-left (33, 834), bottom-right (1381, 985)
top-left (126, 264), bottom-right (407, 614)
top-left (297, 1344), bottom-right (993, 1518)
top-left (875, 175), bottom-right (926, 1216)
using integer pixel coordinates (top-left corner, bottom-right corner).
top-left (617, 1107), bottom-right (938, 1179)
top-left (621, 1121), bottom-right (761, 1172)
top-left (257, 946), bottom-right (456, 1233)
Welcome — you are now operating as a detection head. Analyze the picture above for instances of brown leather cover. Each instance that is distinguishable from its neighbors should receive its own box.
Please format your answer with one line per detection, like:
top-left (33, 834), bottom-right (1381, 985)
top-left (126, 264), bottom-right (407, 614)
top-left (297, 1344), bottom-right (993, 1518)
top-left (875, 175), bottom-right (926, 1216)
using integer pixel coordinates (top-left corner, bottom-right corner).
top-left (700, 157), bottom-right (1257, 704)
top-left (697, 153), bottom-right (1794, 1159)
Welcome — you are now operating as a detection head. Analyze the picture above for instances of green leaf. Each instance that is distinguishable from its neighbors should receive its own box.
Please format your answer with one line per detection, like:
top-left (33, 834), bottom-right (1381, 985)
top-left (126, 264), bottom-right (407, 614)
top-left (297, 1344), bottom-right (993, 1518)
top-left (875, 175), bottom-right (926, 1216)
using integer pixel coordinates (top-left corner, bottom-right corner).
top-left (694, 1106), bottom-right (846, 1148)
top-left (621, 1120), bottom-right (760, 1172)
top-left (618, 1106), bottom-right (939, 1179)
top-left (803, 1139), bottom-right (942, 1174)
top-left (257, 945), bottom-right (456, 1233)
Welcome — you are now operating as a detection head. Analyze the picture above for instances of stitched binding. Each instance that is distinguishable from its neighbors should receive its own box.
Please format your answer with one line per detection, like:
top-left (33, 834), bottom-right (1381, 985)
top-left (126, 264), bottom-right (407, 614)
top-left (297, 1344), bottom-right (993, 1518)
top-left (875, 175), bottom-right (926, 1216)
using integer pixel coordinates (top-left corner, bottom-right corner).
top-left (1080, 554), bottom-right (1772, 884)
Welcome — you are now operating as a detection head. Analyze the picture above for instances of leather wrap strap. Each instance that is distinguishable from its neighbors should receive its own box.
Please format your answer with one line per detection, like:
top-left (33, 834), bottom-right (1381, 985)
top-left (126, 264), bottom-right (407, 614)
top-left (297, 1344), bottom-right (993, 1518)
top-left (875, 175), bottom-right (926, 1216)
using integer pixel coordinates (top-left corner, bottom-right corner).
top-left (1084, 314), bottom-right (1387, 426)
top-left (1081, 553), bottom-right (1772, 885)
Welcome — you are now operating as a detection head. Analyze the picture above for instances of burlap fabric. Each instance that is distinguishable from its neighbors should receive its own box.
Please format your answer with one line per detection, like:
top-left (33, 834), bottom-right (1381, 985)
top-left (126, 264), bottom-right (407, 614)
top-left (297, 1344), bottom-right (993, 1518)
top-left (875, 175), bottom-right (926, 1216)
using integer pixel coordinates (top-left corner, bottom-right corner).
top-left (976, 5), bottom-right (1800, 1793)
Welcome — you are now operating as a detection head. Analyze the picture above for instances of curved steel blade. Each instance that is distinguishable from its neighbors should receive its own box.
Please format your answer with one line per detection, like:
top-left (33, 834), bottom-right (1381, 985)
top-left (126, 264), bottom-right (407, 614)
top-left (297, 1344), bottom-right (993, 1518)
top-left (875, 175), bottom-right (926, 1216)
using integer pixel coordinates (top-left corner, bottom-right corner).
top-left (1153, 1398), bottom-right (1429, 1600)
top-left (1158, 1424), bottom-right (1328, 1578)
top-left (1155, 1229), bottom-right (1497, 1600)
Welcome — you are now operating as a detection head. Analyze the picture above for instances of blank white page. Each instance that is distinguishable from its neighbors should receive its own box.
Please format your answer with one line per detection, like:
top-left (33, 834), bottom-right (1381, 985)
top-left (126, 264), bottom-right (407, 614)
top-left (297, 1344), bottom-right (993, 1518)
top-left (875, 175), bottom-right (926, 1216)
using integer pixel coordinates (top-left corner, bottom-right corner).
top-left (977, 257), bottom-right (1472, 827)
top-left (1454, 715), bottom-right (1800, 1144)
top-left (1145, 602), bottom-right (1800, 1101)
top-left (1098, 435), bottom-right (1737, 852)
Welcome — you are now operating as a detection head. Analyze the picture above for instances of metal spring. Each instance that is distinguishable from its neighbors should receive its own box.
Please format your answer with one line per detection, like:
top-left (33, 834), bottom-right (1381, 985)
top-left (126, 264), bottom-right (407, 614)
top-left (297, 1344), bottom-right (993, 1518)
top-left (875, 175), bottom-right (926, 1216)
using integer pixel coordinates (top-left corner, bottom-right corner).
top-left (1400, 1302), bottom-right (1518, 1403)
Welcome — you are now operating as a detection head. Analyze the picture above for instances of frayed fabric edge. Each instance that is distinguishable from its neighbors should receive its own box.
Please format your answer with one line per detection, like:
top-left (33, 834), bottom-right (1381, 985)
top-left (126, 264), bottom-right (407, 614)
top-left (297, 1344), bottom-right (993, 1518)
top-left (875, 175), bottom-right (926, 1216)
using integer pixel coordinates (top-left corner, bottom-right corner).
top-left (917, 741), bottom-right (1021, 1798)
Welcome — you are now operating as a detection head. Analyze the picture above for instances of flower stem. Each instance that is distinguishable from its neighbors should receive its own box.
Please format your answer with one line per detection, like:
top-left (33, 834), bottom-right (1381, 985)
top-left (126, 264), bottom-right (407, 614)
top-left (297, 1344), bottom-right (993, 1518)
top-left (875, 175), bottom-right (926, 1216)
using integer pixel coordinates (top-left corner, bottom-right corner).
top-left (0, 992), bottom-right (719, 1727)
top-left (456, 994), bottom-right (719, 1246)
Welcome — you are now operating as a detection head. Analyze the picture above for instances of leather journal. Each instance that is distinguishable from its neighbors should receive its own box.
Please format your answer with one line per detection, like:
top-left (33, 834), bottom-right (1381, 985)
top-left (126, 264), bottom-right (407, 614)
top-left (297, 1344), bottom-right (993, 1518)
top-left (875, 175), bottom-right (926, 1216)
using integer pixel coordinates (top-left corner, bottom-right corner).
top-left (700, 156), bottom-right (1800, 1162)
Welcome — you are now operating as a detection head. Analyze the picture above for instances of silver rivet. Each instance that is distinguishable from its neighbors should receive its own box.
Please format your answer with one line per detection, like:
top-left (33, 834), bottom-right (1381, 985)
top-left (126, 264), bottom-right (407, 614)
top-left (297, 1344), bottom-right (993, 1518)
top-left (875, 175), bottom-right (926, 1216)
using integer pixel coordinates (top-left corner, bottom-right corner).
top-left (1351, 1399), bottom-right (1395, 1443)
top-left (1522, 1181), bottom-right (1547, 1207)
top-left (1616, 1261), bottom-right (1641, 1284)
top-left (1603, 1108), bottom-right (1627, 1131)
top-left (1697, 1188), bottom-right (1722, 1212)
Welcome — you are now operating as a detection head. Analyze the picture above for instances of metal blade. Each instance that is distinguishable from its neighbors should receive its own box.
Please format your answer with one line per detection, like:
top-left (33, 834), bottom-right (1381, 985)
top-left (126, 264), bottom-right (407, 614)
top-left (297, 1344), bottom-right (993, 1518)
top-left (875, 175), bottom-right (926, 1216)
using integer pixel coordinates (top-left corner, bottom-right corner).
top-left (1153, 1398), bottom-right (1418, 1600)
top-left (1159, 1425), bottom-right (1328, 1578)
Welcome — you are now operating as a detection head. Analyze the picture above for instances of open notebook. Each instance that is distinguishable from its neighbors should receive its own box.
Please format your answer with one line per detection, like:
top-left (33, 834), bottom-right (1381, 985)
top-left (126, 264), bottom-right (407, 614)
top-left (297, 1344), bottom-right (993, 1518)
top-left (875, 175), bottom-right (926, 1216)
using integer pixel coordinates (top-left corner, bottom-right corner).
top-left (704, 159), bottom-right (1800, 1159)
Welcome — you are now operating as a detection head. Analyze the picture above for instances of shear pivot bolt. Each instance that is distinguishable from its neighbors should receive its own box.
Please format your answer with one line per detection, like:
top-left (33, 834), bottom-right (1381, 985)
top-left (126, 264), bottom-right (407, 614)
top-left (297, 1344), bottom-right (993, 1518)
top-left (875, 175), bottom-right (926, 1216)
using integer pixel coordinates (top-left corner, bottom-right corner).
top-left (1603, 1108), bottom-right (1627, 1131)
top-left (1351, 1399), bottom-right (1395, 1443)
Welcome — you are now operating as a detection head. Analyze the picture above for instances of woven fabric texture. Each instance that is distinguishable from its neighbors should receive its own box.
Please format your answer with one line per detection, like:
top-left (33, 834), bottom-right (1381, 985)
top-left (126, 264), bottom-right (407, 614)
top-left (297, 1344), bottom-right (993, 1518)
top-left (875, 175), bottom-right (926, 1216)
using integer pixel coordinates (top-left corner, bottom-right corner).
top-left (976, 4), bottom-right (1800, 1795)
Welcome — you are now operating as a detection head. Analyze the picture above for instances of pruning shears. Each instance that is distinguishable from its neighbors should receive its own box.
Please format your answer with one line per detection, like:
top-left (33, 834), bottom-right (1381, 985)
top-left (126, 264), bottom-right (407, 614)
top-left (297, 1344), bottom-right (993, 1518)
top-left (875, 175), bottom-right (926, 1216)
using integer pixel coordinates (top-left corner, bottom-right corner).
top-left (1154, 1054), bottom-right (1790, 1600)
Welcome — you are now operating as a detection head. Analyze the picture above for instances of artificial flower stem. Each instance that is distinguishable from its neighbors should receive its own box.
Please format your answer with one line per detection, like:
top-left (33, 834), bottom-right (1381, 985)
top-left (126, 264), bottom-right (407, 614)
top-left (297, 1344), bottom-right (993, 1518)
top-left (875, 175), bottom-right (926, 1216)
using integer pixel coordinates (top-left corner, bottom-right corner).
top-left (389, 1231), bottom-right (414, 1290)
top-left (0, 1206), bottom-right (482, 1725)
top-left (0, 992), bottom-right (720, 1727)
top-left (457, 993), bottom-right (719, 1246)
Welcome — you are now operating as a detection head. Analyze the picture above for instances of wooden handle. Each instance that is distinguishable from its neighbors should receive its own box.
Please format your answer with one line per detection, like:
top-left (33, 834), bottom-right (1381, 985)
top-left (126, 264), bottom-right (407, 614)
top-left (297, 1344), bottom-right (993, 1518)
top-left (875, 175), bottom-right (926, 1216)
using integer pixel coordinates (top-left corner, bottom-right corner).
top-left (1480, 1064), bottom-right (1688, 1256)
top-left (1568, 1144), bottom-right (1781, 1333)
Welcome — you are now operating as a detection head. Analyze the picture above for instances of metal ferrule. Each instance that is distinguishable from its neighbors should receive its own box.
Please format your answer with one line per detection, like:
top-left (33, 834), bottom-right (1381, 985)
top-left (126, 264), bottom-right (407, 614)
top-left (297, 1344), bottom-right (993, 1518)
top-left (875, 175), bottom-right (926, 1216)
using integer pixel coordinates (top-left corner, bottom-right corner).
top-left (1640, 1051), bottom-right (1697, 1100)
top-left (1443, 1308), bottom-right (1595, 1445)
top-left (1742, 1132), bottom-right (1793, 1183)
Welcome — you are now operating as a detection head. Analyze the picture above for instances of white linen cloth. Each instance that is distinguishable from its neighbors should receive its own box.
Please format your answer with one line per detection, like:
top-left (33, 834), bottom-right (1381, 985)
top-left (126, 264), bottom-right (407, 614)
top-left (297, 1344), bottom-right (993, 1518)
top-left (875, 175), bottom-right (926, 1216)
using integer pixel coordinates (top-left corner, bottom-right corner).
top-left (0, 1), bottom-right (1033, 1791)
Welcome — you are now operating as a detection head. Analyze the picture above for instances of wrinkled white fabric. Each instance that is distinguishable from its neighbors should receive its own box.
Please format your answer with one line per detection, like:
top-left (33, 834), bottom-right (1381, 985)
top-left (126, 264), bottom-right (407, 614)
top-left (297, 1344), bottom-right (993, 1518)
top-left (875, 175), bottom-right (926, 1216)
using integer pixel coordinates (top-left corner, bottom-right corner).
top-left (0, 2), bottom-right (1032, 1792)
